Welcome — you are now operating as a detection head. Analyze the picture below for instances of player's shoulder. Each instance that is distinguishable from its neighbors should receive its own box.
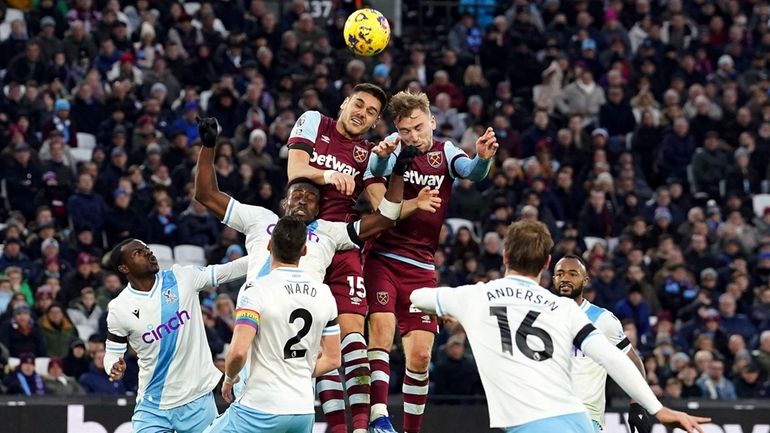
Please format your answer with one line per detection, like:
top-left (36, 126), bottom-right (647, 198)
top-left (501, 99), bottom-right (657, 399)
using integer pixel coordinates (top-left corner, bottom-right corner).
top-left (297, 110), bottom-right (325, 124)
top-left (315, 218), bottom-right (346, 232)
top-left (581, 300), bottom-right (619, 325)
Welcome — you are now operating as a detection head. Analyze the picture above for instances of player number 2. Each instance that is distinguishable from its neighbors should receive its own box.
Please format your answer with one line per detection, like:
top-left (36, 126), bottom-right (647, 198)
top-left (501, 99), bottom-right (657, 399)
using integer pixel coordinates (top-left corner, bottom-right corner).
top-left (346, 276), bottom-right (366, 298)
top-left (283, 308), bottom-right (313, 359)
top-left (489, 307), bottom-right (554, 361)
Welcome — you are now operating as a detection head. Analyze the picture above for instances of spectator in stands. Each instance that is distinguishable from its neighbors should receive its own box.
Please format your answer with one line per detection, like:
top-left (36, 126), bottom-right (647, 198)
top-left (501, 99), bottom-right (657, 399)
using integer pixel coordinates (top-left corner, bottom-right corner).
top-left (6, 40), bottom-right (49, 85)
top-left (432, 335), bottom-right (480, 403)
top-left (67, 287), bottom-right (101, 341)
top-left (67, 173), bottom-right (109, 235)
top-left (3, 353), bottom-right (46, 396)
top-left (44, 357), bottom-right (85, 396)
top-left (556, 69), bottom-right (605, 127)
top-left (614, 284), bottom-right (652, 337)
top-left (578, 188), bottom-right (616, 239)
top-left (0, 304), bottom-right (46, 357)
top-left (104, 188), bottom-right (145, 246)
top-left (431, 93), bottom-right (465, 141)
top-left (697, 359), bottom-right (737, 400)
top-left (60, 253), bottom-right (101, 306)
top-left (691, 131), bottom-right (727, 199)
top-left (677, 362), bottom-right (704, 398)
top-left (39, 303), bottom-right (77, 359)
top-left (202, 305), bottom-right (225, 359)
top-left (78, 349), bottom-right (125, 395)
top-left (62, 339), bottom-right (89, 380)
top-left (719, 293), bottom-right (757, 344)
top-left (95, 272), bottom-right (121, 310)
top-left (2, 142), bottom-right (42, 220)
top-left (0, 238), bottom-right (33, 278)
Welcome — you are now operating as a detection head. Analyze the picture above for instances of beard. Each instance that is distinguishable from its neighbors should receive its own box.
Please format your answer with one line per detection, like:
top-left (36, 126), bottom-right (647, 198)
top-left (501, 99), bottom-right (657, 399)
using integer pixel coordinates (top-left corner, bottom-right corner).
top-left (557, 281), bottom-right (585, 299)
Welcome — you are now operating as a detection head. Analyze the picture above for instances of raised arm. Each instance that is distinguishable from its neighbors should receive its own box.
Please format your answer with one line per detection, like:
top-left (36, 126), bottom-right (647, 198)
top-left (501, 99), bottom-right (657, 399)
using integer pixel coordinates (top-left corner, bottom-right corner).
top-left (194, 117), bottom-right (231, 220)
top-left (448, 128), bottom-right (497, 181)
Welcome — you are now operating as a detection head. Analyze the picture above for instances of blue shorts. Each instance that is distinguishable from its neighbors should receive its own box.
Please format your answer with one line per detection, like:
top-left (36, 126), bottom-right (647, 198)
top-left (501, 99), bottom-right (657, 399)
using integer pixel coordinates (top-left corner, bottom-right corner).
top-left (133, 392), bottom-right (218, 433)
top-left (204, 402), bottom-right (314, 433)
top-left (505, 412), bottom-right (594, 433)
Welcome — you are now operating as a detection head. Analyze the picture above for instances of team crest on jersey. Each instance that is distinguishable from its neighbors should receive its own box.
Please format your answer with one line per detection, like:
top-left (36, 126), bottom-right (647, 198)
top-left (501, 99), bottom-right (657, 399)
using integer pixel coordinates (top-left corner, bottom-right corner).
top-left (376, 291), bottom-right (389, 305)
top-left (427, 151), bottom-right (443, 168)
top-left (353, 145), bottom-right (369, 163)
top-left (163, 289), bottom-right (177, 304)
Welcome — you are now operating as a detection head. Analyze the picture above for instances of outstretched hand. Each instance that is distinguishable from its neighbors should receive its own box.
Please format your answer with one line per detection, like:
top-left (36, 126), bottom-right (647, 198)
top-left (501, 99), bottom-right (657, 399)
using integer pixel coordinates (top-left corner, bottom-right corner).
top-left (416, 186), bottom-right (441, 213)
top-left (475, 127), bottom-right (499, 160)
top-left (196, 116), bottom-right (220, 148)
top-left (654, 407), bottom-right (710, 433)
top-left (373, 136), bottom-right (400, 158)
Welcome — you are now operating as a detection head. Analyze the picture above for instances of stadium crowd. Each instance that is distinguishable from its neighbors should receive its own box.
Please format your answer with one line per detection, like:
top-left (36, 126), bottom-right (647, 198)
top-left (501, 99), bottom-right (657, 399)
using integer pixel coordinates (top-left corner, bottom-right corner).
top-left (0, 0), bottom-right (769, 403)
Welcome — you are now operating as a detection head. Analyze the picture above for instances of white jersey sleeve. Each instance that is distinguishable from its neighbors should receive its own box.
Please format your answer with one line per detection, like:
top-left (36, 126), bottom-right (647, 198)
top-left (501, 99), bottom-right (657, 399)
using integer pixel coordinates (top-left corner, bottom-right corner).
top-left (288, 111), bottom-right (322, 153)
top-left (317, 219), bottom-right (361, 251)
top-left (221, 197), bottom-right (277, 235)
top-left (170, 257), bottom-right (249, 294)
top-left (594, 311), bottom-right (631, 353)
top-left (104, 301), bottom-right (128, 372)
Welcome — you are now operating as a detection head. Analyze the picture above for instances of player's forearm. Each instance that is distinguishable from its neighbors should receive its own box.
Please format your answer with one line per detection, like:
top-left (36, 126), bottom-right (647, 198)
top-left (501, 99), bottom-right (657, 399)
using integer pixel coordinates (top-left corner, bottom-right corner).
top-left (194, 146), bottom-right (230, 220)
top-left (410, 288), bottom-right (439, 315)
top-left (312, 354), bottom-right (341, 378)
top-left (582, 335), bottom-right (663, 415)
top-left (368, 152), bottom-right (394, 177)
top-left (287, 149), bottom-right (327, 184)
top-left (399, 198), bottom-right (422, 220)
top-left (627, 348), bottom-right (647, 404)
top-left (454, 155), bottom-right (492, 181)
top-left (358, 174), bottom-right (404, 239)
top-left (211, 256), bottom-right (249, 287)
top-left (225, 352), bottom-right (246, 381)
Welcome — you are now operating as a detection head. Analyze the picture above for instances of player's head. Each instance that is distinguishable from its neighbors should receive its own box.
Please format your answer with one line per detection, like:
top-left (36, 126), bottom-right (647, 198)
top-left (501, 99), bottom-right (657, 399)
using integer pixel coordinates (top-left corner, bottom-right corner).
top-left (282, 178), bottom-right (321, 223)
top-left (389, 90), bottom-right (435, 153)
top-left (503, 220), bottom-right (553, 279)
top-left (109, 238), bottom-right (159, 277)
top-left (338, 83), bottom-right (387, 138)
top-left (553, 254), bottom-right (590, 299)
top-left (268, 216), bottom-right (308, 265)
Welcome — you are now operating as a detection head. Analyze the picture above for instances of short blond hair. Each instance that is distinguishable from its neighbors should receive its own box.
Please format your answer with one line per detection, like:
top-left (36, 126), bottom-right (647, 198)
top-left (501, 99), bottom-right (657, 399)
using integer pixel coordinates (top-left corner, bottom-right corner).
top-left (388, 90), bottom-right (430, 122)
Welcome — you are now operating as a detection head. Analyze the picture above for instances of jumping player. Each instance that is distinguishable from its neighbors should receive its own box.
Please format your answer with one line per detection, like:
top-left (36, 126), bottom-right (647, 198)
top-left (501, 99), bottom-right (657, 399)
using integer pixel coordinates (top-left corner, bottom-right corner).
top-left (364, 90), bottom-right (498, 433)
top-left (286, 83), bottom-right (430, 433)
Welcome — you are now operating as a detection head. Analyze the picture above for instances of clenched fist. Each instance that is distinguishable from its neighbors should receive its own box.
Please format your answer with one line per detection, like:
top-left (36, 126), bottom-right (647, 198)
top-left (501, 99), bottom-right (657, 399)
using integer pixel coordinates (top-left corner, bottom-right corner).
top-left (196, 116), bottom-right (220, 148)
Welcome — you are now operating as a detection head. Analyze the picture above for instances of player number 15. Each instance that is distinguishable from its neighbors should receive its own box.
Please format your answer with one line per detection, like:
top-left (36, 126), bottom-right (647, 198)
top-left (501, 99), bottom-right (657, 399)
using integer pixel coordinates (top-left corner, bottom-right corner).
top-left (347, 276), bottom-right (366, 298)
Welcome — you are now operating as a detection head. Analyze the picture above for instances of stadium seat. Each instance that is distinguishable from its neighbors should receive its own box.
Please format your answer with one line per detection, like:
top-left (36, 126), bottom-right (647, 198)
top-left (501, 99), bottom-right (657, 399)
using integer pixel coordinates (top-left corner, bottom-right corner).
top-left (753, 194), bottom-right (770, 218)
top-left (8, 357), bottom-right (51, 376)
top-left (147, 244), bottom-right (174, 269)
top-left (76, 132), bottom-right (97, 150)
top-left (70, 147), bottom-right (93, 164)
top-left (583, 236), bottom-right (606, 252)
top-left (183, 2), bottom-right (201, 16)
top-left (174, 244), bottom-right (206, 267)
top-left (445, 217), bottom-right (478, 241)
top-left (199, 90), bottom-right (213, 112)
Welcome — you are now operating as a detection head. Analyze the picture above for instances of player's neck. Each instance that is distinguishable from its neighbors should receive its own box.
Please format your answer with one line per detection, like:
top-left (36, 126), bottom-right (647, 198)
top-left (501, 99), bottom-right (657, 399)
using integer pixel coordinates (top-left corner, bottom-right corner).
top-left (270, 260), bottom-right (299, 271)
top-left (335, 121), bottom-right (361, 140)
top-left (504, 269), bottom-right (541, 285)
top-left (127, 273), bottom-right (157, 292)
top-left (575, 295), bottom-right (585, 307)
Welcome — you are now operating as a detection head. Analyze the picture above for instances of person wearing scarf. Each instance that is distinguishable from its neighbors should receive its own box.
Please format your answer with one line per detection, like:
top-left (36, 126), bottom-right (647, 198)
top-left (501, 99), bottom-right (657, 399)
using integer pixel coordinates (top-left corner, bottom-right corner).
top-left (3, 352), bottom-right (46, 396)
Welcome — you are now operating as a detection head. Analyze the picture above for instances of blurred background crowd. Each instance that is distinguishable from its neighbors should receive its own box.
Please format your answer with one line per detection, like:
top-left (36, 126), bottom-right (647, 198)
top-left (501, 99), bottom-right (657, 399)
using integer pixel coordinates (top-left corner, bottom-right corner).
top-left (0, 0), bottom-right (769, 403)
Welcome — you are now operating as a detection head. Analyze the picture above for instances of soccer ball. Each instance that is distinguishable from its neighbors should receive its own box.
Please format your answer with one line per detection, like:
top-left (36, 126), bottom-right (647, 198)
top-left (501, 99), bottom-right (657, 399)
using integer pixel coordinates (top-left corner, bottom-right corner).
top-left (344, 8), bottom-right (391, 57)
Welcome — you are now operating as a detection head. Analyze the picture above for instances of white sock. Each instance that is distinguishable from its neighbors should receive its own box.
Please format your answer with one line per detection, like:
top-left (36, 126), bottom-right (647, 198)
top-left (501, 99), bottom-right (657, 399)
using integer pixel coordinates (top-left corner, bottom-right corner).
top-left (353, 429), bottom-right (368, 433)
top-left (371, 403), bottom-right (388, 419)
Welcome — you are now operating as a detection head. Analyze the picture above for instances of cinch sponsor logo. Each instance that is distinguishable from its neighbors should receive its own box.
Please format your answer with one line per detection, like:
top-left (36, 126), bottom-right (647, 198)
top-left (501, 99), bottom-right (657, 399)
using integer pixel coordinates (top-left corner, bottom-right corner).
top-left (141, 310), bottom-right (190, 344)
top-left (403, 171), bottom-right (445, 188)
top-left (267, 224), bottom-right (321, 243)
top-left (310, 152), bottom-right (361, 177)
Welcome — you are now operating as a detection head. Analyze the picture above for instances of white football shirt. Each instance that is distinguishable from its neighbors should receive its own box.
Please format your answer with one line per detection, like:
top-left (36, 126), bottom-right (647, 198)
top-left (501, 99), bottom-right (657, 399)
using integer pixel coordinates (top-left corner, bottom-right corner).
top-left (221, 197), bottom-right (359, 398)
top-left (571, 299), bottom-right (631, 424)
top-left (221, 198), bottom-right (360, 282)
top-left (430, 276), bottom-right (599, 428)
top-left (236, 267), bottom-right (339, 414)
top-left (105, 258), bottom-right (248, 409)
